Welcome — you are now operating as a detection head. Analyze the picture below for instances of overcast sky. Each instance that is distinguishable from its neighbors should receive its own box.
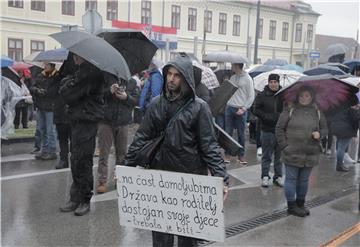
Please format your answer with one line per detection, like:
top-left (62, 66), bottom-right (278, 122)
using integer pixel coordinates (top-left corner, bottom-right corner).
top-left (304, 0), bottom-right (359, 39)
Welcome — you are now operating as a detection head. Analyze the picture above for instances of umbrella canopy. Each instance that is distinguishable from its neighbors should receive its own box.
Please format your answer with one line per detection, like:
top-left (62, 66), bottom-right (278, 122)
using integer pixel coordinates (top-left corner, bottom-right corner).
top-left (279, 64), bottom-right (304, 73)
top-left (213, 69), bottom-right (234, 84)
top-left (344, 59), bottom-right (360, 74)
top-left (326, 43), bottom-right (348, 57)
top-left (276, 74), bottom-right (358, 112)
top-left (325, 62), bottom-right (349, 73)
top-left (33, 48), bottom-right (69, 62)
top-left (23, 52), bottom-right (43, 68)
top-left (51, 31), bottom-right (131, 80)
top-left (202, 51), bottom-right (248, 64)
top-left (263, 59), bottom-right (288, 66)
top-left (11, 62), bottom-right (33, 72)
top-left (248, 64), bottom-right (279, 78)
top-left (1, 56), bottom-right (14, 68)
top-left (303, 64), bottom-right (346, 76)
top-left (192, 61), bottom-right (219, 89)
top-left (96, 29), bottom-right (158, 75)
top-left (253, 69), bottom-right (305, 92)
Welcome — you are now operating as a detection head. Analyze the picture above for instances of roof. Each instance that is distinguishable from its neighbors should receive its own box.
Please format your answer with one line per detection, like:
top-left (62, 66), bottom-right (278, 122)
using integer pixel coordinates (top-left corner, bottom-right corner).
top-left (236, 0), bottom-right (320, 15)
top-left (315, 34), bottom-right (360, 63)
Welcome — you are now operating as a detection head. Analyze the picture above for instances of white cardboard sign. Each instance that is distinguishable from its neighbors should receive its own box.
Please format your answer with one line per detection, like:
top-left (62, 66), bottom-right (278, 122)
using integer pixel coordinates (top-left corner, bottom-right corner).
top-left (116, 166), bottom-right (225, 242)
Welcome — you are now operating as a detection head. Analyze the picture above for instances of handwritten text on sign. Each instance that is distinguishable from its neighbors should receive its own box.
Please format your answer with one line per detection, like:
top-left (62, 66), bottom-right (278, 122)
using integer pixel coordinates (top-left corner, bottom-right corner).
top-left (116, 166), bottom-right (225, 242)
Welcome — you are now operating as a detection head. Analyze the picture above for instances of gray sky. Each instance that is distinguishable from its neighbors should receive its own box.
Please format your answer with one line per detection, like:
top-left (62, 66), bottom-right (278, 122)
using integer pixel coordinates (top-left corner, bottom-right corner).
top-left (304, 0), bottom-right (359, 39)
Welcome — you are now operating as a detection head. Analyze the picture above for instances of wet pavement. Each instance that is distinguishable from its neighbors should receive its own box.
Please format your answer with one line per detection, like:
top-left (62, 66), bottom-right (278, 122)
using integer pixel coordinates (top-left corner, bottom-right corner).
top-left (1, 125), bottom-right (360, 246)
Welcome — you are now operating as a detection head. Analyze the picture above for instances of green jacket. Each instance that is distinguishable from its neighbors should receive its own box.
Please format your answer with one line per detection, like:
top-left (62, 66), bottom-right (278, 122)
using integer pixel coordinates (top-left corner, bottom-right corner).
top-left (275, 104), bottom-right (328, 168)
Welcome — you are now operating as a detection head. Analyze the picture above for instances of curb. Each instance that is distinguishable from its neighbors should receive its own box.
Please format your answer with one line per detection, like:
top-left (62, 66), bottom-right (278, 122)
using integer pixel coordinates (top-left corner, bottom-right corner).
top-left (1, 137), bottom-right (35, 145)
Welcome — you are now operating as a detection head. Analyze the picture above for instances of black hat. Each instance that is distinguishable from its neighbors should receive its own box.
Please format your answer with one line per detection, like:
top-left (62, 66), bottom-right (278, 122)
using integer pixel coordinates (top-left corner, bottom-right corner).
top-left (268, 73), bottom-right (280, 82)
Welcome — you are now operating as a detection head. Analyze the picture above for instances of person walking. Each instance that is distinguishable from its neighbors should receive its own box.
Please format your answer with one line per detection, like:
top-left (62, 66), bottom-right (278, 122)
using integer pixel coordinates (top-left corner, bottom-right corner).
top-left (138, 60), bottom-right (163, 113)
top-left (59, 54), bottom-right (104, 216)
top-left (276, 86), bottom-right (327, 217)
top-left (224, 63), bottom-right (255, 164)
top-left (96, 73), bottom-right (140, 194)
top-left (253, 74), bottom-right (283, 187)
top-left (123, 55), bottom-right (229, 247)
top-left (29, 63), bottom-right (58, 160)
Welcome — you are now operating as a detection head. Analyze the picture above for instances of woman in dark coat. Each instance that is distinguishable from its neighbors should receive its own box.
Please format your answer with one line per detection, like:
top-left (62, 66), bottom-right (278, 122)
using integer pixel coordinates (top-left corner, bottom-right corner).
top-left (276, 86), bottom-right (327, 217)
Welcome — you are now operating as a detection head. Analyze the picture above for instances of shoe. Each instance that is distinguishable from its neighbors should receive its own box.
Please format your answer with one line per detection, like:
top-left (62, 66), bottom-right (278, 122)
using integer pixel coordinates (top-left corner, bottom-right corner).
top-left (94, 148), bottom-right (100, 157)
top-left (59, 201), bottom-right (79, 212)
top-left (23, 126), bottom-right (28, 129)
top-left (96, 183), bottom-right (107, 194)
top-left (261, 177), bottom-right (269, 187)
top-left (35, 152), bottom-right (44, 160)
top-left (30, 148), bottom-right (41, 154)
top-left (74, 203), bottom-right (90, 216)
top-left (238, 156), bottom-right (247, 164)
top-left (296, 199), bottom-right (310, 216)
top-left (224, 155), bottom-right (231, 163)
top-left (55, 160), bottom-right (69, 169)
top-left (14, 125), bottom-right (19, 129)
top-left (257, 148), bottom-right (262, 156)
top-left (326, 150), bottom-right (331, 156)
top-left (287, 201), bottom-right (306, 217)
top-left (344, 153), bottom-right (356, 164)
top-left (336, 165), bottom-right (349, 172)
top-left (41, 153), bottom-right (57, 160)
top-left (273, 178), bottom-right (284, 187)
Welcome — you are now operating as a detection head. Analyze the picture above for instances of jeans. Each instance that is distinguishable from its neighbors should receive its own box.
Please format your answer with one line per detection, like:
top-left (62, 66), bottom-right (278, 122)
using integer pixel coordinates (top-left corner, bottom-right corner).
top-left (261, 131), bottom-right (282, 179)
top-left (215, 113), bottom-right (225, 130)
top-left (336, 137), bottom-right (352, 167)
top-left (97, 123), bottom-right (128, 184)
top-left (37, 110), bottom-right (56, 154)
top-left (284, 164), bottom-right (312, 202)
top-left (225, 105), bottom-right (247, 157)
top-left (34, 123), bottom-right (42, 150)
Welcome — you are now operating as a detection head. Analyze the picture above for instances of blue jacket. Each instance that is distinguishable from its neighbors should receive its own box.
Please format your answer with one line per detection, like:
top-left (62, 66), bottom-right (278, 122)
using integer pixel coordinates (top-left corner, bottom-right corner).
top-left (139, 68), bottom-right (163, 111)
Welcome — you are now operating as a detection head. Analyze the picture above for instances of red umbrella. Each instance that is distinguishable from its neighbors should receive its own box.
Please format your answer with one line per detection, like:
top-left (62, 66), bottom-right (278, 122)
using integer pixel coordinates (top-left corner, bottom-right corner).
top-left (276, 74), bottom-right (358, 112)
top-left (11, 62), bottom-right (33, 72)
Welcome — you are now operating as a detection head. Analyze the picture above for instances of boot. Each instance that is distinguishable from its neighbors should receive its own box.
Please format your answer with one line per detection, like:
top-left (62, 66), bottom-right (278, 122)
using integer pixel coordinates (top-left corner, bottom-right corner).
top-left (287, 201), bottom-right (306, 217)
top-left (59, 201), bottom-right (79, 212)
top-left (55, 159), bottom-right (69, 169)
top-left (96, 182), bottom-right (107, 194)
top-left (74, 202), bottom-right (90, 216)
top-left (296, 199), bottom-right (310, 216)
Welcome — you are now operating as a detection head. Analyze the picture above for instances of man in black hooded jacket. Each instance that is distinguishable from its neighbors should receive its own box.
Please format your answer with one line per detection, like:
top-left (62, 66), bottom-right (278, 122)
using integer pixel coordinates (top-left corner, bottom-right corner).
top-left (58, 54), bottom-right (104, 216)
top-left (123, 55), bottom-right (229, 247)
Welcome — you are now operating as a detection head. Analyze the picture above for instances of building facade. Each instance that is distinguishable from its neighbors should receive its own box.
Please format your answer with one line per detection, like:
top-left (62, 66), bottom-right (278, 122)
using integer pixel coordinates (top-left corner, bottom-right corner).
top-left (0, 0), bottom-right (320, 68)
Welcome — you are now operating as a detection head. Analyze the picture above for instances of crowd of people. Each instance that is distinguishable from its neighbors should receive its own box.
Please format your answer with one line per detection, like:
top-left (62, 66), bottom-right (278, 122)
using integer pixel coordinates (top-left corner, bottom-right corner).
top-left (8, 50), bottom-right (360, 246)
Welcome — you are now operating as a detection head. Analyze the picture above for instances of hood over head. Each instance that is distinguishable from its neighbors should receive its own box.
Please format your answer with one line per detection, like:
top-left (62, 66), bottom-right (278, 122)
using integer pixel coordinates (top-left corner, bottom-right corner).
top-left (162, 54), bottom-right (196, 100)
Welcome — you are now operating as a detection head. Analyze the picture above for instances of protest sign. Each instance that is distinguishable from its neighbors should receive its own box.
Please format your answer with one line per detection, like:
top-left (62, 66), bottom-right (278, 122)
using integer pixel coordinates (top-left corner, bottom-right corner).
top-left (116, 166), bottom-right (225, 242)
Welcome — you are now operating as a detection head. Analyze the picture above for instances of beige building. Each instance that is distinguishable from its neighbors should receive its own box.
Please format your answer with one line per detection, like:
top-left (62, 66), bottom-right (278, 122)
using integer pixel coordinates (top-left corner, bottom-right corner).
top-left (0, 0), bottom-right (319, 68)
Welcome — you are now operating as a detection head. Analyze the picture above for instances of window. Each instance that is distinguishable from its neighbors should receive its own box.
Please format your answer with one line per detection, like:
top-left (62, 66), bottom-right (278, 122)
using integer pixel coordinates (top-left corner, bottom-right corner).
top-left (85, 0), bottom-right (97, 11)
top-left (282, 22), bottom-right (289, 41)
top-left (204, 10), bottom-right (212, 33)
top-left (219, 13), bottom-right (227, 35)
top-left (62, 0), bottom-right (75, 16)
top-left (233, 15), bottom-right (241, 36)
top-left (31, 40), bottom-right (45, 54)
top-left (307, 24), bottom-right (313, 43)
top-left (171, 5), bottom-right (180, 29)
top-left (141, 0), bottom-right (151, 24)
top-left (188, 8), bottom-right (197, 31)
top-left (295, 23), bottom-right (302, 42)
top-left (31, 0), bottom-right (45, 11)
top-left (106, 0), bottom-right (118, 20)
top-left (258, 18), bottom-right (263, 39)
top-left (269, 20), bottom-right (276, 40)
top-left (8, 0), bottom-right (23, 8)
top-left (8, 38), bottom-right (23, 61)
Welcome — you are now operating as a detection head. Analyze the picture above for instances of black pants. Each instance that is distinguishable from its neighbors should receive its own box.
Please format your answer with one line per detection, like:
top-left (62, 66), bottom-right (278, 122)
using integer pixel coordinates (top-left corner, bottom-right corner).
top-left (152, 231), bottom-right (198, 247)
top-left (69, 121), bottom-right (97, 204)
top-left (56, 123), bottom-right (71, 161)
top-left (14, 105), bottom-right (28, 128)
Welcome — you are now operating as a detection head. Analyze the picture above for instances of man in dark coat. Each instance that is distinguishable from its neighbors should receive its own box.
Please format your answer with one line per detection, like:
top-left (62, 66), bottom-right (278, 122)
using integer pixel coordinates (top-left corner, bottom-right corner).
top-left (59, 54), bottom-right (104, 216)
top-left (30, 63), bottom-right (58, 160)
top-left (253, 74), bottom-right (283, 187)
top-left (123, 55), bottom-right (229, 247)
top-left (96, 73), bottom-right (140, 194)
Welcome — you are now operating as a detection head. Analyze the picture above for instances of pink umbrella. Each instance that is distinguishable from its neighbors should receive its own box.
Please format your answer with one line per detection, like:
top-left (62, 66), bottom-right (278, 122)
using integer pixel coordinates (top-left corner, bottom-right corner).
top-left (11, 62), bottom-right (33, 72)
top-left (276, 75), bottom-right (358, 112)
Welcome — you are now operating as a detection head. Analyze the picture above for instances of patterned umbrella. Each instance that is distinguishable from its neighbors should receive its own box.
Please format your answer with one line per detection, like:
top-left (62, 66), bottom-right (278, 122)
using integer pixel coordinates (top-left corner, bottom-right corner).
top-left (1, 56), bottom-right (14, 68)
top-left (276, 74), bottom-right (358, 112)
top-left (193, 61), bottom-right (219, 89)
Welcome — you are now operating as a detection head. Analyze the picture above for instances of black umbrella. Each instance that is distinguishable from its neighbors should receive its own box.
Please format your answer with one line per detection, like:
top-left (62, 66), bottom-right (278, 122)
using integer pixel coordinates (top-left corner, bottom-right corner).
top-left (208, 79), bottom-right (238, 116)
top-left (50, 31), bottom-right (131, 80)
top-left (303, 64), bottom-right (346, 76)
top-left (96, 29), bottom-right (158, 75)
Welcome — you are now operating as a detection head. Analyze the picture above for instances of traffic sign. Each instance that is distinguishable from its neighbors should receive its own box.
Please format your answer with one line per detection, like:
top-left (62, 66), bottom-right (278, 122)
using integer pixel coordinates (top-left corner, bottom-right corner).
top-left (82, 9), bottom-right (102, 34)
top-left (309, 51), bottom-right (320, 58)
